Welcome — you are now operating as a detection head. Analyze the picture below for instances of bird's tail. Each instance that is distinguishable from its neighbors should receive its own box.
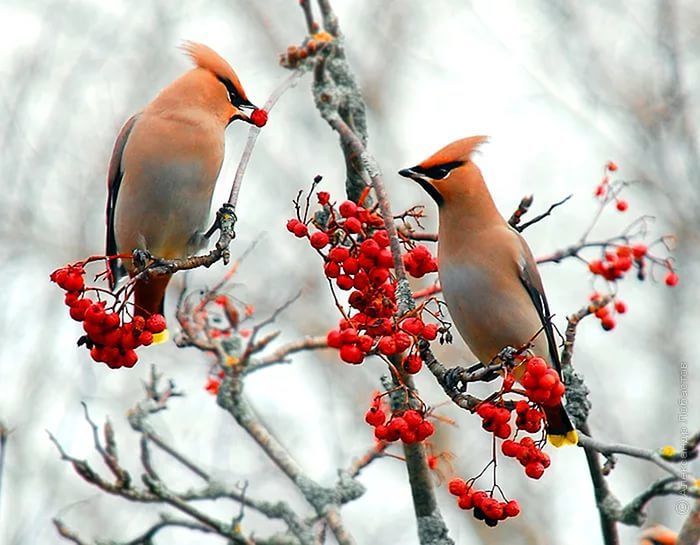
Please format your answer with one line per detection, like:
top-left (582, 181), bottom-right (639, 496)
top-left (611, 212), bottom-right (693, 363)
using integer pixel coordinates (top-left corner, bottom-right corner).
top-left (544, 403), bottom-right (578, 447)
top-left (134, 275), bottom-right (171, 344)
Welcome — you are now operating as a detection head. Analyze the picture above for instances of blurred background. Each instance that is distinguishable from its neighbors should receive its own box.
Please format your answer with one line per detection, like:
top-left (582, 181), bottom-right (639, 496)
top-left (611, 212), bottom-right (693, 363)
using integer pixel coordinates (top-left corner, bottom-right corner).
top-left (0, 0), bottom-right (698, 543)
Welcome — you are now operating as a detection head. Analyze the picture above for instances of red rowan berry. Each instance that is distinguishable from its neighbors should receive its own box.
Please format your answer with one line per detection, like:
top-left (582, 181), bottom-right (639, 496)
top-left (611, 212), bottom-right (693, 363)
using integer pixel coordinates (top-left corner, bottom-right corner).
top-left (317, 191), bottom-right (330, 205)
top-left (601, 316), bottom-right (616, 331)
top-left (421, 323), bottom-right (438, 340)
top-left (359, 239), bottom-right (380, 258)
top-left (403, 410), bottom-right (423, 428)
top-left (329, 247), bottom-right (350, 262)
top-left (415, 420), bottom-right (434, 440)
top-left (340, 344), bottom-right (364, 364)
top-left (606, 161), bottom-right (618, 171)
top-left (665, 272), bottom-right (679, 287)
top-left (324, 261), bottom-right (340, 278)
top-left (374, 425), bottom-right (389, 441)
top-left (336, 275), bottom-right (354, 290)
top-left (365, 407), bottom-right (386, 427)
top-left (357, 335), bottom-right (373, 352)
top-left (526, 357), bottom-right (547, 376)
top-left (377, 336), bottom-right (397, 356)
top-left (339, 200), bottom-right (358, 218)
top-left (310, 231), bottom-right (330, 249)
top-left (403, 354), bottom-right (423, 374)
top-left (250, 109), bottom-right (268, 127)
top-left (400, 317), bottom-right (424, 336)
top-left (376, 249), bottom-right (394, 268)
top-left (293, 222), bottom-right (308, 238)
top-left (614, 300), bottom-right (627, 313)
top-left (448, 478), bottom-right (468, 496)
top-left (458, 494), bottom-right (474, 510)
top-left (616, 199), bottom-right (628, 212)
top-left (373, 230), bottom-right (390, 248)
top-left (502, 440), bottom-right (519, 457)
top-left (344, 217), bottom-right (362, 234)
top-left (632, 244), bottom-right (647, 259)
top-left (504, 500), bottom-right (520, 517)
top-left (525, 462), bottom-right (545, 479)
top-left (369, 267), bottom-right (390, 285)
top-left (393, 332), bottom-right (412, 352)
top-left (286, 218), bottom-right (301, 232)
top-left (494, 423), bottom-right (511, 439)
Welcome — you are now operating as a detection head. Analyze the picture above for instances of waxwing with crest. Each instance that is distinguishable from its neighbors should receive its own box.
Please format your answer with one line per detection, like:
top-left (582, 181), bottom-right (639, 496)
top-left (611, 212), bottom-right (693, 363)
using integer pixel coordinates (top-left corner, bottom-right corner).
top-left (400, 136), bottom-right (577, 446)
top-left (106, 42), bottom-right (261, 342)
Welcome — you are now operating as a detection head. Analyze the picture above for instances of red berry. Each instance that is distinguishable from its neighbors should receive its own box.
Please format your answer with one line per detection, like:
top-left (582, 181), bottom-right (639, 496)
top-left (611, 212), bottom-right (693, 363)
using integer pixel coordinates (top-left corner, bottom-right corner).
top-left (601, 316), bottom-right (616, 331)
top-left (339, 200), bottom-right (358, 218)
top-left (310, 231), bottom-right (330, 249)
top-left (632, 244), bottom-right (647, 259)
top-left (377, 336), bottom-right (397, 356)
top-left (336, 275), bottom-right (354, 290)
top-left (69, 299), bottom-right (92, 321)
top-left (616, 199), bottom-right (628, 212)
top-left (501, 440), bottom-right (519, 457)
top-left (339, 328), bottom-right (359, 344)
top-left (339, 345), bottom-right (364, 364)
top-left (494, 423), bottom-right (511, 439)
top-left (329, 247), bottom-right (350, 262)
top-left (326, 330), bottom-right (342, 348)
top-left (373, 230), bottom-right (390, 248)
top-left (525, 462), bottom-right (545, 479)
top-left (606, 161), bottom-right (618, 172)
top-left (342, 257), bottom-right (360, 275)
top-left (250, 109), bottom-right (268, 127)
top-left (457, 494), bottom-right (473, 510)
top-left (365, 407), bottom-right (386, 427)
top-left (344, 217), bottom-right (362, 234)
top-left (357, 335), bottom-right (374, 352)
top-left (374, 425), bottom-right (389, 441)
top-left (369, 267), bottom-right (390, 285)
top-left (421, 324), bottom-right (439, 341)
top-left (665, 272), bottom-right (679, 287)
top-left (286, 218), bottom-right (301, 232)
top-left (538, 371), bottom-right (557, 390)
top-left (317, 191), bottom-right (330, 205)
top-left (145, 314), bottom-right (166, 334)
top-left (376, 249), bottom-right (394, 268)
top-left (400, 317), bottom-right (424, 336)
top-left (448, 478), bottom-right (468, 496)
top-left (403, 354), bottom-right (423, 374)
top-left (614, 300), bottom-right (627, 313)
top-left (121, 349), bottom-right (138, 368)
top-left (393, 332), bottom-right (412, 352)
top-left (504, 500), bottom-right (520, 517)
top-left (359, 239), bottom-right (380, 258)
top-left (324, 261), bottom-right (340, 278)
top-left (293, 222), bottom-right (308, 238)
top-left (415, 420), bottom-right (434, 440)
top-left (526, 357), bottom-right (547, 377)
top-left (403, 409), bottom-right (423, 428)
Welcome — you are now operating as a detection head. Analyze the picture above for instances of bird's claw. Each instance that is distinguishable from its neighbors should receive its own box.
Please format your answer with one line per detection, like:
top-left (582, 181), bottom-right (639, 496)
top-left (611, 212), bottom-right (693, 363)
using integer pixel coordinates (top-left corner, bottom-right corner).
top-left (132, 249), bottom-right (154, 270)
top-left (444, 367), bottom-right (467, 393)
top-left (205, 203), bottom-right (237, 240)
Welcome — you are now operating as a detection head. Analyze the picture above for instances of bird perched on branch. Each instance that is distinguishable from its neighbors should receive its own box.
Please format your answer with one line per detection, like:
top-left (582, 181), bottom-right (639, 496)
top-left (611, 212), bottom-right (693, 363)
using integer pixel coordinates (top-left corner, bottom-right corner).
top-left (399, 136), bottom-right (577, 446)
top-left (106, 42), bottom-right (259, 342)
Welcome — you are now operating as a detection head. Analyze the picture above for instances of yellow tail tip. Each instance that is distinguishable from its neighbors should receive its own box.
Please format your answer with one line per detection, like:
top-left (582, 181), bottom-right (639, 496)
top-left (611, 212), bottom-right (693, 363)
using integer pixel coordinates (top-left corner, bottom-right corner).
top-left (548, 430), bottom-right (579, 447)
top-left (152, 329), bottom-right (170, 345)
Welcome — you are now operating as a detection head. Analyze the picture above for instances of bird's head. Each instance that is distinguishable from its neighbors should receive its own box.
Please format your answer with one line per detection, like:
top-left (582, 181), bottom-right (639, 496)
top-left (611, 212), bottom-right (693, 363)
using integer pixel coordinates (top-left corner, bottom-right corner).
top-left (399, 135), bottom-right (488, 206)
top-left (181, 42), bottom-right (258, 125)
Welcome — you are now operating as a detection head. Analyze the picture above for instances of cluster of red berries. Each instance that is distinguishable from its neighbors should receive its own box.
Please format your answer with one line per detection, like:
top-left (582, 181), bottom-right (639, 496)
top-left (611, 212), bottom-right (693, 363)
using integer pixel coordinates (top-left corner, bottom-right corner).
top-left (520, 356), bottom-right (565, 407)
top-left (365, 399), bottom-right (434, 444)
top-left (589, 293), bottom-right (628, 331)
top-left (514, 400), bottom-right (545, 434)
top-left (289, 193), bottom-right (439, 371)
top-left (594, 161), bottom-right (627, 211)
top-left (501, 436), bottom-right (551, 479)
top-left (403, 245), bottom-right (438, 278)
top-left (588, 244), bottom-right (678, 289)
top-left (448, 479), bottom-right (520, 526)
top-left (51, 263), bottom-right (166, 368)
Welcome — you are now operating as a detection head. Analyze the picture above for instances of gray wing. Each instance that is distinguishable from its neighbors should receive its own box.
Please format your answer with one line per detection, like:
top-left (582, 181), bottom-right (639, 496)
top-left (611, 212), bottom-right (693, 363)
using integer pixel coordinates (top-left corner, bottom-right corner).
top-left (514, 231), bottom-right (562, 373)
top-left (106, 114), bottom-right (139, 288)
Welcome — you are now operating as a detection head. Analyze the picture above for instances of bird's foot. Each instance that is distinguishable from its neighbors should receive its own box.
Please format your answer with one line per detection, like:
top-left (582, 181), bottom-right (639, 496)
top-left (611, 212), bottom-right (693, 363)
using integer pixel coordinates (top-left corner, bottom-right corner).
top-left (205, 203), bottom-right (237, 240)
top-left (493, 345), bottom-right (520, 368)
top-left (444, 361), bottom-right (501, 393)
top-left (132, 249), bottom-right (154, 270)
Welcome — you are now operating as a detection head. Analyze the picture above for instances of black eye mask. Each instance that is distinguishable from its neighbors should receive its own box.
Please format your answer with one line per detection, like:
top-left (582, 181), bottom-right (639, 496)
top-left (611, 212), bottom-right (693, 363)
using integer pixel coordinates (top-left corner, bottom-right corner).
top-left (411, 160), bottom-right (464, 180)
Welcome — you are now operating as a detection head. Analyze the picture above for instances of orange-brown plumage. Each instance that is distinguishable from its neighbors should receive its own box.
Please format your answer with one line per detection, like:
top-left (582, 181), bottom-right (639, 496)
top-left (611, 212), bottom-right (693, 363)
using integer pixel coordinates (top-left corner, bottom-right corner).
top-left (400, 136), bottom-right (577, 446)
top-left (106, 43), bottom-right (257, 329)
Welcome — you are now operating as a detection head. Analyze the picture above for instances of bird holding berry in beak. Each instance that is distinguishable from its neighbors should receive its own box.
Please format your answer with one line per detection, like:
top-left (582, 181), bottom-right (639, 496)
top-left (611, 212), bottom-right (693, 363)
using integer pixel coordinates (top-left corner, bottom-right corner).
top-left (106, 42), bottom-right (266, 342)
top-left (400, 136), bottom-right (577, 446)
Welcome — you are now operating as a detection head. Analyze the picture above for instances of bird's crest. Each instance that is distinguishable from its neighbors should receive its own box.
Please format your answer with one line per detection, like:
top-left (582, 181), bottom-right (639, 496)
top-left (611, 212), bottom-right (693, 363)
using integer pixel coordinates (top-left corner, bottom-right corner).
top-left (181, 41), bottom-right (249, 101)
top-left (418, 135), bottom-right (489, 169)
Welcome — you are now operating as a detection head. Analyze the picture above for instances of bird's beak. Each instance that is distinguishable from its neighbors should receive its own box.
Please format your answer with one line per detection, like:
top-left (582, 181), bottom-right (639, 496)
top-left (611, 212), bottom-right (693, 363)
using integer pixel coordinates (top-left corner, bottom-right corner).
top-left (398, 166), bottom-right (423, 182)
top-left (237, 100), bottom-right (258, 124)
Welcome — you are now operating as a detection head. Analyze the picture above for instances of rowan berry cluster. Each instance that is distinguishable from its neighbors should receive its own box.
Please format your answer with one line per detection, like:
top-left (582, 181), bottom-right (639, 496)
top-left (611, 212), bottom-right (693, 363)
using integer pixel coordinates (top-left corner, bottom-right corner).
top-left (589, 292), bottom-right (628, 331)
top-left (364, 397), bottom-right (434, 444)
top-left (448, 479), bottom-right (521, 526)
top-left (288, 191), bottom-right (440, 372)
top-left (520, 356), bottom-right (565, 407)
top-left (51, 262), bottom-right (166, 368)
top-left (501, 436), bottom-right (551, 479)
